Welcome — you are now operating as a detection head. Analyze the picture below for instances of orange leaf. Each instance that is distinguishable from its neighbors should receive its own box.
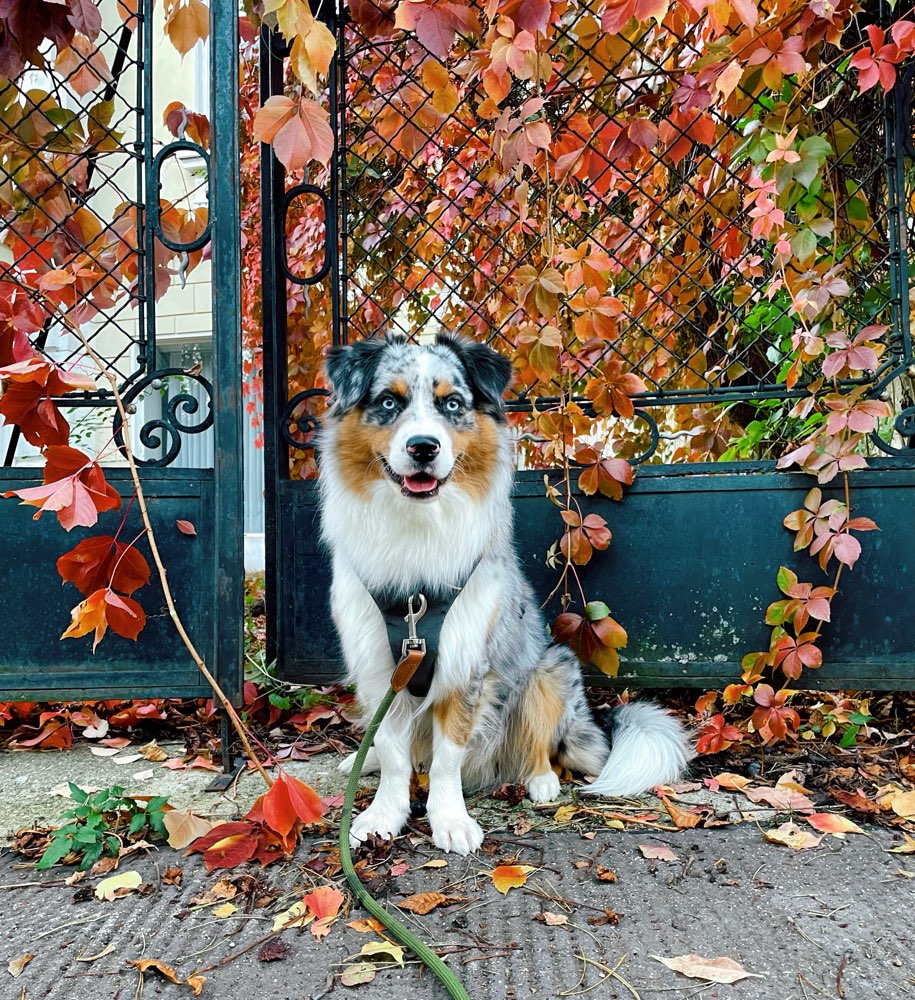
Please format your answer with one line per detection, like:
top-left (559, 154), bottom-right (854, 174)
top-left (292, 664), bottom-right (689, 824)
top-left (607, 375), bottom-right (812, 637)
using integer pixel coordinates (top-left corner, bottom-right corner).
top-left (491, 864), bottom-right (534, 894)
top-left (805, 813), bottom-right (864, 837)
top-left (164, 0), bottom-right (210, 57)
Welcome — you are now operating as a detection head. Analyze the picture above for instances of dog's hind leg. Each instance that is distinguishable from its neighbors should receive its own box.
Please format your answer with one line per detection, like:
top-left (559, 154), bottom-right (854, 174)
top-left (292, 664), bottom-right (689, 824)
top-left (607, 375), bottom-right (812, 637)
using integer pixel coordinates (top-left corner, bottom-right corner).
top-left (511, 652), bottom-right (574, 803)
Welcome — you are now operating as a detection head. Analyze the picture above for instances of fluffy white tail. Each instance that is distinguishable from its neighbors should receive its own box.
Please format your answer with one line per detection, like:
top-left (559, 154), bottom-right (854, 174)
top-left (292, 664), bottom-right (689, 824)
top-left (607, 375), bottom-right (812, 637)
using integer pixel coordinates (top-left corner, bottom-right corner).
top-left (581, 701), bottom-right (693, 797)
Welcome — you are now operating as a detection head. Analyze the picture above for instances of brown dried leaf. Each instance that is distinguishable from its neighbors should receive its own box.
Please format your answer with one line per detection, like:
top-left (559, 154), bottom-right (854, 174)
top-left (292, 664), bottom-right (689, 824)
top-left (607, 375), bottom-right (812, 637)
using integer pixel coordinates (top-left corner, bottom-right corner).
top-left (395, 892), bottom-right (466, 915)
top-left (652, 953), bottom-right (763, 984)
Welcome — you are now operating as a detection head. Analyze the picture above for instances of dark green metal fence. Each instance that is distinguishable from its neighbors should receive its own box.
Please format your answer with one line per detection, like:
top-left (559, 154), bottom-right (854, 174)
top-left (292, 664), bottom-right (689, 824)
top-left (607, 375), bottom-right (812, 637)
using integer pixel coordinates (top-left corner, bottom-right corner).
top-left (262, 0), bottom-right (915, 689)
top-left (0, 1), bottom-right (243, 705)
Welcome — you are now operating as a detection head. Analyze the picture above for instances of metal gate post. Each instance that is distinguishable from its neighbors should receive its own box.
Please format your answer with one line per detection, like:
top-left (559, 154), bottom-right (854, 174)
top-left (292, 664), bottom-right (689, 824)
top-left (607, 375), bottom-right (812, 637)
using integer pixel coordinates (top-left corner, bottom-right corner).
top-left (210, 0), bottom-right (245, 726)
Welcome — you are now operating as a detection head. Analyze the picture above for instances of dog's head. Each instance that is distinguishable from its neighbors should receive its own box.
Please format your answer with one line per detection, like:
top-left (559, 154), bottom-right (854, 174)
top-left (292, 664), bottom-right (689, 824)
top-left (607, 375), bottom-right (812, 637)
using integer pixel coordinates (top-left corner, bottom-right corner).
top-left (322, 332), bottom-right (513, 501)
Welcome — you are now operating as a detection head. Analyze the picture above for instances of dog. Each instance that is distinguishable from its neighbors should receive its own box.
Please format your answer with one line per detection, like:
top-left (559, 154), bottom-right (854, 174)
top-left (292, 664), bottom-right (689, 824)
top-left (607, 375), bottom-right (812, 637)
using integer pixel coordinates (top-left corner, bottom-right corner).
top-left (318, 331), bottom-right (692, 855)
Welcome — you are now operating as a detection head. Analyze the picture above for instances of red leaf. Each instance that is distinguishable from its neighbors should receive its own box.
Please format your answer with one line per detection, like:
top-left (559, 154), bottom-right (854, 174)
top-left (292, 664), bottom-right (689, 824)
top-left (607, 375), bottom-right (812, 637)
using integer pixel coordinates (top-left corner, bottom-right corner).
top-left (176, 519), bottom-right (197, 536)
top-left (57, 536), bottom-right (151, 596)
top-left (188, 821), bottom-right (261, 871)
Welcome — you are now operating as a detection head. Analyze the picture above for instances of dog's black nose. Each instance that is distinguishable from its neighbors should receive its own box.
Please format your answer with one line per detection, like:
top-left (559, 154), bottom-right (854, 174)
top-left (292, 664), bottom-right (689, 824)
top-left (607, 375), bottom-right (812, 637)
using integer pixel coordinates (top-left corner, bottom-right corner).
top-left (406, 435), bottom-right (440, 464)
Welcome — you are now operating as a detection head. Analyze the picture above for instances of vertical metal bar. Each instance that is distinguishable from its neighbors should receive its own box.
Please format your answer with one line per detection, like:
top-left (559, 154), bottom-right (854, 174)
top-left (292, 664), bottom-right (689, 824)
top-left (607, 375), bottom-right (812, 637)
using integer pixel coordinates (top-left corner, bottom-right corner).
top-left (885, 65), bottom-right (913, 369)
top-left (140, 0), bottom-right (155, 373)
top-left (260, 27), bottom-right (288, 670)
top-left (210, 0), bottom-right (244, 707)
top-left (327, 0), bottom-right (342, 347)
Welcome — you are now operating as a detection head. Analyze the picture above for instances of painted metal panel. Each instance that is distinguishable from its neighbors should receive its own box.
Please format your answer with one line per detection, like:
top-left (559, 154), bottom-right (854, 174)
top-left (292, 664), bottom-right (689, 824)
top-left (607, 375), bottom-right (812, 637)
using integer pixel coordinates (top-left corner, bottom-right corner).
top-left (275, 459), bottom-right (915, 690)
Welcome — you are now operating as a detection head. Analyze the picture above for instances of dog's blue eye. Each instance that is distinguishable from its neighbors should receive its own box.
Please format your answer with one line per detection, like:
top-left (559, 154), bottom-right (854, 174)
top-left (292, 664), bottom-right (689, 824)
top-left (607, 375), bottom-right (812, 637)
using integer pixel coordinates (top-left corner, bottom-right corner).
top-left (445, 397), bottom-right (463, 413)
top-left (380, 396), bottom-right (397, 410)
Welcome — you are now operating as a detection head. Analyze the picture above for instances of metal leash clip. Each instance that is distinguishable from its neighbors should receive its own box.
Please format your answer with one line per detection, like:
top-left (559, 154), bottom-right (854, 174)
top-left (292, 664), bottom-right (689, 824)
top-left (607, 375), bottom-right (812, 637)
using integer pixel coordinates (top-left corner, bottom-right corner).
top-left (402, 593), bottom-right (427, 658)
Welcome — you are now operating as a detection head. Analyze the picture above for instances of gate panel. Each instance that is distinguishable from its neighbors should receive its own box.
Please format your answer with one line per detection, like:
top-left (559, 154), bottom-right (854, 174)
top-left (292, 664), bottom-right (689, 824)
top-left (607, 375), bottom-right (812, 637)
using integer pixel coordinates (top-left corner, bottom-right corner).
top-left (263, 2), bottom-right (915, 687)
top-left (0, 0), bottom-right (243, 702)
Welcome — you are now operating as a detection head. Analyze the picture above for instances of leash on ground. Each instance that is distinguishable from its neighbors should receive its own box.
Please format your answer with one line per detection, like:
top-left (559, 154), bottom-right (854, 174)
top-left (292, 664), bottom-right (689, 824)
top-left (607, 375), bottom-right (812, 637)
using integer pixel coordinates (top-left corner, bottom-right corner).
top-left (339, 606), bottom-right (471, 1000)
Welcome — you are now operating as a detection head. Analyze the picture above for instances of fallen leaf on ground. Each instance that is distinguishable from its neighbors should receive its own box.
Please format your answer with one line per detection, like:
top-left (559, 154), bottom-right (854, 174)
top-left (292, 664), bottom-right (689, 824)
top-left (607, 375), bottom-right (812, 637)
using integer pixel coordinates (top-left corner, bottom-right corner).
top-left (8, 953), bottom-right (34, 977)
top-left (76, 943), bottom-right (115, 962)
top-left (595, 866), bottom-right (617, 882)
top-left (891, 791), bottom-right (915, 819)
top-left (138, 740), bottom-right (168, 762)
top-left (89, 746), bottom-right (123, 757)
top-left (710, 773), bottom-right (752, 791)
top-left (396, 892), bottom-right (466, 914)
top-left (534, 911), bottom-right (568, 925)
top-left (258, 938), bottom-right (291, 962)
top-left (189, 878), bottom-right (237, 906)
top-left (341, 961), bottom-right (376, 986)
top-left (163, 867), bottom-right (183, 885)
top-left (389, 861), bottom-right (409, 876)
top-left (163, 809), bottom-right (214, 849)
top-left (358, 941), bottom-right (404, 967)
top-left (587, 908), bottom-right (623, 926)
top-left (273, 900), bottom-right (310, 932)
top-left (212, 903), bottom-right (238, 918)
top-left (419, 859), bottom-right (448, 869)
top-left (129, 959), bottom-right (205, 996)
top-left (661, 795), bottom-right (702, 829)
top-left (347, 917), bottom-right (386, 933)
top-left (553, 804), bottom-right (580, 823)
top-left (742, 782), bottom-right (815, 812)
top-left (806, 813), bottom-right (864, 837)
top-left (95, 870), bottom-right (142, 901)
top-left (491, 864), bottom-right (535, 894)
top-left (639, 844), bottom-right (678, 861)
top-left (652, 953), bottom-right (763, 984)
top-left (888, 834), bottom-right (915, 854)
top-left (763, 821), bottom-right (822, 850)
top-left (303, 885), bottom-right (344, 939)
top-left (112, 753), bottom-right (143, 765)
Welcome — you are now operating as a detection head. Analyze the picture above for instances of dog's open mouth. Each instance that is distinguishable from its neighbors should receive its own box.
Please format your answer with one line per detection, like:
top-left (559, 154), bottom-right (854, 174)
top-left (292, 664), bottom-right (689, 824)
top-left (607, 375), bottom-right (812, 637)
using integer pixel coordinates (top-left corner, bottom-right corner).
top-left (380, 458), bottom-right (446, 499)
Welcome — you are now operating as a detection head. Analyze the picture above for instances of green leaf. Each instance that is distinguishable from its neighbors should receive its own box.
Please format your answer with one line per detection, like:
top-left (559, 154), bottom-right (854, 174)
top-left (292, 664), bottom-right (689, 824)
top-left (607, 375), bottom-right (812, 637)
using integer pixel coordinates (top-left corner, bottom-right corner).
top-left (838, 724), bottom-right (860, 749)
top-left (584, 601), bottom-right (611, 622)
top-left (68, 782), bottom-right (89, 804)
top-left (776, 566), bottom-right (798, 595)
top-left (37, 835), bottom-right (75, 870)
top-left (848, 711), bottom-right (873, 725)
top-left (128, 813), bottom-right (146, 835)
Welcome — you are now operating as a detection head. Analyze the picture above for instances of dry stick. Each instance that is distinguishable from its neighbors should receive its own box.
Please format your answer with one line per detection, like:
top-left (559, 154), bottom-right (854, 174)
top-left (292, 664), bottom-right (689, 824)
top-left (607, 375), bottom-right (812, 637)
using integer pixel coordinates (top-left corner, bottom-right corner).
top-left (71, 327), bottom-right (272, 789)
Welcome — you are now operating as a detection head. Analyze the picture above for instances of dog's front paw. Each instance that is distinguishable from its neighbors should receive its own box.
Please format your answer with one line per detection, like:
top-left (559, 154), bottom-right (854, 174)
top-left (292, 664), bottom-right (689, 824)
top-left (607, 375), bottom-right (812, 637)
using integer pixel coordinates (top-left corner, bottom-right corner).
top-left (349, 800), bottom-right (408, 848)
top-left (526, 771), bottom-right (561, 803)
top-left (429, 811), bottom-right (484, 855)
top-left (337, 747), bottom-right (380, 776)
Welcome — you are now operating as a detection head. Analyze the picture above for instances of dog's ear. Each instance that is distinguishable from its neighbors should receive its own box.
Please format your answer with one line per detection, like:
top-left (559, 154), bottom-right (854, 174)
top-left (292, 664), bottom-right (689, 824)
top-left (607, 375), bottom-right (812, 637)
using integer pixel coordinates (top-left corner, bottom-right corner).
top-left (324, 339), bottom-right (387, 414)
top-left (436, 333), bottom-right (513, 418)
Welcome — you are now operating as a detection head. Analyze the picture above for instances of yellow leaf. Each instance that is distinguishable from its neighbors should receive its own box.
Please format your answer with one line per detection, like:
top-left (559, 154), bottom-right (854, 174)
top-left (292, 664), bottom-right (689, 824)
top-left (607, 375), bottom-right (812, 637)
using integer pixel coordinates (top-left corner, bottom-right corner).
top-left (422, 60), bottom-right (459, 116)
top-left (95, 870), bottom-right (142, 901)
top-left (289, 11), bottom-right (337, 95)
top-left (359, 941), bottom-right (405, 967)
top-left (212, 903), bottom-right (238, 918)
top-left (273, 900), bottom-right (312, 932)
top-left (553, 804), bottom-right (579, 824)
top-left (712, 772), bottom-right (751, 791)
top-left (491, 864), bottom-right (534, 894)
top-left (888, 834), bottom-right (915, 854)
top-left (418, 859), bottom-right (448, 869)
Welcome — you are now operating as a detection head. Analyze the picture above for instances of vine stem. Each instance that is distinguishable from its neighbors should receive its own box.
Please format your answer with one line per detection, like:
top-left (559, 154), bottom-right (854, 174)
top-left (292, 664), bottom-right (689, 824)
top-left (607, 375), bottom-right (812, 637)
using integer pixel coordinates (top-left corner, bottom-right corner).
top-left (68, 325), bottom-right (273, 789)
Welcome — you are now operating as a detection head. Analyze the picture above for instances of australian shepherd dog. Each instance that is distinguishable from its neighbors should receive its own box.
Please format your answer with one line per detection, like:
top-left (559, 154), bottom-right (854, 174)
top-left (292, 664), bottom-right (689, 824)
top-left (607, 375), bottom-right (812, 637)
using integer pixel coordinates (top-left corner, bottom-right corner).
top-left (318, 332), bottom-right (692, 855)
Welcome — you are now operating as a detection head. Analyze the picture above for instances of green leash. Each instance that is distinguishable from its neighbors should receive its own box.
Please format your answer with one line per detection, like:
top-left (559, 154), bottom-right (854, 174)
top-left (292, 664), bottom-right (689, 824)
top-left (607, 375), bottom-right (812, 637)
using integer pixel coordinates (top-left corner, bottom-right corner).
top-left (339, 686), bottom-right (471, 1000)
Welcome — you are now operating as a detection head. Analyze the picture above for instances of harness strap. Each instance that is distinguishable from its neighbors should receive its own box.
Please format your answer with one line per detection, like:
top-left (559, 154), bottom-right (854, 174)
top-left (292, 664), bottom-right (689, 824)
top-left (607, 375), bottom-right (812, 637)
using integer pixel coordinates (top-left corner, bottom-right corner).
top-left (363, 559), bottom-right (483, 699)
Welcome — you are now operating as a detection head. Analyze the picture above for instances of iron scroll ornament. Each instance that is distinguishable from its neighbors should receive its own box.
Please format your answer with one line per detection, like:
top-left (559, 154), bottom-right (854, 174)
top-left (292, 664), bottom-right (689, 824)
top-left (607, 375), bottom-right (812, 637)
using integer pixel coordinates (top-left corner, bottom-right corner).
top-left (281, 388), bottom-right (329, 449)
top-left (113, 368), bottom-right (214, 466)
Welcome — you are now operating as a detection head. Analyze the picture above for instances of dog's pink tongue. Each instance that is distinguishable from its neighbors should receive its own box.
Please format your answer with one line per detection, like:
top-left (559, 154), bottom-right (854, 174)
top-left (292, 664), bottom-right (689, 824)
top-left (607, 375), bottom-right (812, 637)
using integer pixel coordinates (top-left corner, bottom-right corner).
top-left (403, 474), bottom-right (438, 494)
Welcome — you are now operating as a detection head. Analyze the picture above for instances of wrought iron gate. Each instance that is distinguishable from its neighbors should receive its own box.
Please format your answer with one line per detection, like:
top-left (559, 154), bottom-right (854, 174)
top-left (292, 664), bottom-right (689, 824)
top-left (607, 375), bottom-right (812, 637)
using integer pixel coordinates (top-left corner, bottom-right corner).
top-left (263, 1), bottom-right (915, 688)
top-left (0, 1), bottom-right (243, 702)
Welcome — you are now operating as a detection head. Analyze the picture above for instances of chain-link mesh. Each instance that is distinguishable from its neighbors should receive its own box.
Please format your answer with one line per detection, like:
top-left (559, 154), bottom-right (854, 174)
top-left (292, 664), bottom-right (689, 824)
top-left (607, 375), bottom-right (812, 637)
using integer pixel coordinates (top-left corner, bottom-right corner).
top-left (337, 0), bottom-right (913, 462)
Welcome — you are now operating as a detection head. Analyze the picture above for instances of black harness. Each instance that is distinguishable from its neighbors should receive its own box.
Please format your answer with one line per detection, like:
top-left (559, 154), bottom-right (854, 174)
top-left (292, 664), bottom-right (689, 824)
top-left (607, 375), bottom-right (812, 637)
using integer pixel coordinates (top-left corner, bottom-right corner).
top-left (365, 562), bottom-right (481, 698)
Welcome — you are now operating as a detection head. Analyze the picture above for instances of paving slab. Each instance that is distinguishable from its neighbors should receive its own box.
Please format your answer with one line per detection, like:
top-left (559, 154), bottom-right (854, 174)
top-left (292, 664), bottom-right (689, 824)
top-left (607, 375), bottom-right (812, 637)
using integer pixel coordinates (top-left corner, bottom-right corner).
top-left (1, 785), bottom-right (913, 999)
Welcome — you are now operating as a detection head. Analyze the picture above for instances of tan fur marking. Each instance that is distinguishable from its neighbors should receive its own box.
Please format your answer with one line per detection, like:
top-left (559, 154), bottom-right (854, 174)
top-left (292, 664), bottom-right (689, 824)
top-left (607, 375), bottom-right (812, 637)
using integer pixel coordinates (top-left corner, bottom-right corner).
top-left (450, 414), bottom-right (500, 501)
top-left (434, 381), bottom-right (455, 399)
top-left (434, 689), bottom-right (483, 747)
top-left (516, 671), bottom-right (564, 781)
top-left (390, 378), bottom-right (409, 398)
top-left (335, 410), bottom-right (391, 498)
